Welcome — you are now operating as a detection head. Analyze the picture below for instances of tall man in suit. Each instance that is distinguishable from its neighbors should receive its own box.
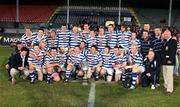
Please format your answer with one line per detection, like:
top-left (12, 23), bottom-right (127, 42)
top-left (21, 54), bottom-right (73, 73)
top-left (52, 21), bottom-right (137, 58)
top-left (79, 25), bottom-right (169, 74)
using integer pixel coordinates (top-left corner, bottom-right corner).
top-left (162, 29), bottom-right (177, 93)
top-left (10, 47), bottom-right (29, 85)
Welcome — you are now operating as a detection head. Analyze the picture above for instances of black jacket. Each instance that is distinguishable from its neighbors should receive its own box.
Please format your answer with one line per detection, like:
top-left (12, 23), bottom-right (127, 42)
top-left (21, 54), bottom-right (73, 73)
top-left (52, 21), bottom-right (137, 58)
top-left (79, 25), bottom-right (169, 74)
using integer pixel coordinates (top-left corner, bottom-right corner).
top-left (11, 52), bottom-right (29, 70)
top-left (143, 58), bottom-right (158, 74)
top-left (7, 49), bottom-right (20, 68)
top-left (162, 38), bottom-right (177, 65)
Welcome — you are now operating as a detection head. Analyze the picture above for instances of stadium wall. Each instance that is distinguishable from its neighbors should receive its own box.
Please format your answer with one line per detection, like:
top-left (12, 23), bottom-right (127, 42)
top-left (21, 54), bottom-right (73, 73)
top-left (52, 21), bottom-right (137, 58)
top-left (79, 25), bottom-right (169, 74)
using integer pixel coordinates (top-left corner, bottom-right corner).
top-left (0, 33), bottom-right (22, 46)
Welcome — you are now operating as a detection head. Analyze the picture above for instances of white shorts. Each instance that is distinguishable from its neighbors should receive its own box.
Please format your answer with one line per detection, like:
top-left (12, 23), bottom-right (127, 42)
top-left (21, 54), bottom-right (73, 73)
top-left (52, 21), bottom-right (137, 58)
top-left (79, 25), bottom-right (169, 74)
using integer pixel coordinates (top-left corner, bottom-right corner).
top-left (42, 65), bottom-right (47, 74)
top-left (102, 67), bottom-right (114, 76)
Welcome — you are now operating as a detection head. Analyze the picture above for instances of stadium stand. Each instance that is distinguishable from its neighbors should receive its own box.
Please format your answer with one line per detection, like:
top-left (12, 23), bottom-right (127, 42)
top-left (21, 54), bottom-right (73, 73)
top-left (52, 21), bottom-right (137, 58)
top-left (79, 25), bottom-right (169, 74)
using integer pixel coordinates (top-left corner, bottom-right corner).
top-left (49, 6), bottom-right (133, 27)
top-left (0, 4), bottom-right (57, 23)
top-left (134, 8), bottom-right (180, 28)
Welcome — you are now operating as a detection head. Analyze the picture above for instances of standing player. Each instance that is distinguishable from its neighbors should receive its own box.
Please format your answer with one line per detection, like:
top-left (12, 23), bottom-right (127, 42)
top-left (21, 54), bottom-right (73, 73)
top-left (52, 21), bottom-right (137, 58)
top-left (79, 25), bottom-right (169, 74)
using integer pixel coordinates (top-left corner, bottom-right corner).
top-left (151, 27), bottom-right (164, 86)
top-left (32, 28), bottom-right (46, 45)
top-left (81, 23), bottom-right (90, 39)
top-left (21, 26), bottom-right (36, 48)
top-left (69, 26), bottom-right (81, 49)
top-left (118, 24), bottom-right (131, 51)
top-left (86, 30), bottom-right (97, 50)
top-left (106, 24), bottom-right (118, 50)
top-left (162, 29), bottom-right (177, 93)
top-left (46, 29), bottom-right (59, 49)
top-left (58, 25), bottom-right (70, 49)
top-left (129, 31), bottom-right (141, 50)
top-left (140, 30), bottom-right (154, 59)
top-left (96, 27), bottom-right (107, 52)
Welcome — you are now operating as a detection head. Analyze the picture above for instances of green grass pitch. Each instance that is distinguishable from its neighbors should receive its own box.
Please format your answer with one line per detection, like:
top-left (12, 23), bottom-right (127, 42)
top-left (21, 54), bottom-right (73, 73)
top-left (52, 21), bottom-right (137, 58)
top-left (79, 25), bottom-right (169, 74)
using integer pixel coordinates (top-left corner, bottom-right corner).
top-left (0, 47), bottom-right (180, 107)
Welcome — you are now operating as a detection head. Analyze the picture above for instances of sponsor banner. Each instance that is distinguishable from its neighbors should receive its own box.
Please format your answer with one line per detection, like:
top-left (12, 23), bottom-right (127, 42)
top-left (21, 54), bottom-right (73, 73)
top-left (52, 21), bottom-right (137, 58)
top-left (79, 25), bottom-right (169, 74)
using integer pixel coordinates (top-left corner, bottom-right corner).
top-left (0, 33), bottom-right (22, 46)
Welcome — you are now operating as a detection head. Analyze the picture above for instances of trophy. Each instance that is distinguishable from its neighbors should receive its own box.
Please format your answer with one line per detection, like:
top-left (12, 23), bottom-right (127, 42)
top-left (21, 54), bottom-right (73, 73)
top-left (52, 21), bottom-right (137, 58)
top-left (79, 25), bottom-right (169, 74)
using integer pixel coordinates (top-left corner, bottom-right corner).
top-left (81, 61), bottom-right (89, 85)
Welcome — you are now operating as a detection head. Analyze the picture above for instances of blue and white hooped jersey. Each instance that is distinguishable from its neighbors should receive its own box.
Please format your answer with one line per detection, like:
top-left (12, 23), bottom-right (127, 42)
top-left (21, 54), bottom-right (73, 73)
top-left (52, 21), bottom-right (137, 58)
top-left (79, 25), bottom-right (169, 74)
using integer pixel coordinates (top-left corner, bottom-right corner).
top-left (21, 32), bottom-right (37, 47)
top-left (112, 54), bottom-right (127, 65)
top-left (101, 53), bottom-right (113, 68)
top-left (86, 36), bottom-right (97, 50)
top-left (129, 52), bottom-right (143, 66)
top-left (81, 49), bottom-right (88, 58)
top-left (81, 31), bottom-right (90, 39)
top-left (32, 34), bottom-right (47, 45)
top-left (58, 52), bottom-right (67, 65)
top-left (68, 53), bottom-right (86, 65)
top-left (129, 39), bottom-right (141, 49)
top-left (86, 52), bottom-right (102, 67)
top-left (46, 36), bottom-right (59, 48)
top-left (42, 46), bottom-right (50, 52)
top-left (69, 32), bottom-right (81, 48)
top-left (105, 31), bottom-right (118, 49)
top-left (28, 50), bottom-right (45, 66)
top-left (57, 32), bottom-right (70, 47)
top-left (118, 31), bottom-right (131, 50)
top-left (96, 35), bottom-right (107, 52)
top-left (44, 54), bottom-right (61, 65)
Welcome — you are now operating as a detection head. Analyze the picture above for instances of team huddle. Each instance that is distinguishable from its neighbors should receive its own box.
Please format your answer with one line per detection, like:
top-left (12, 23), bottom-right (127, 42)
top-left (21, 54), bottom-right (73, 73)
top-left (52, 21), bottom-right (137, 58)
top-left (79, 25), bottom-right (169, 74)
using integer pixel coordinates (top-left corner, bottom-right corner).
top-left (5, 23), bottom-right (177, 91)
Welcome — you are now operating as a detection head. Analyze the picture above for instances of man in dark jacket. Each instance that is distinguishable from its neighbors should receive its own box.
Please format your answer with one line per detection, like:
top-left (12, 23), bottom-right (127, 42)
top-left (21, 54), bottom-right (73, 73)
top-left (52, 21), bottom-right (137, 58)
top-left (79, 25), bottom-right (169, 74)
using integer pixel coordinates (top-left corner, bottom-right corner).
top-left (162, 28), bottom-right (177, 93)
top-left (10, 47), bottom-right (29, 85)
top-left (5, 41), bottom-right (24, 80)
top-left (142, 50), bottom-right (158, 90)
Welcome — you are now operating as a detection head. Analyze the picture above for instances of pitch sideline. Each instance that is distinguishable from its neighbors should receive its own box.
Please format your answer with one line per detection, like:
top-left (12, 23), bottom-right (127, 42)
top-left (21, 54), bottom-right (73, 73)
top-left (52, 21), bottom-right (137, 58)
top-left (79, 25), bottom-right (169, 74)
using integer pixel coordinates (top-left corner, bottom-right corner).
top-left (87, 81), bottom-right (96, 107)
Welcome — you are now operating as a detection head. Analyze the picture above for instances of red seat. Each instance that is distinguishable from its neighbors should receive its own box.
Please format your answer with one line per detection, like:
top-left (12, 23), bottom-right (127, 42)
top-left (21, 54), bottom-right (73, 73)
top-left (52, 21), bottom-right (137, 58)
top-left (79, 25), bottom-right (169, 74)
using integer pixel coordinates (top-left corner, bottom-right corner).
top-left (0, 5), bottom-right (57, 23)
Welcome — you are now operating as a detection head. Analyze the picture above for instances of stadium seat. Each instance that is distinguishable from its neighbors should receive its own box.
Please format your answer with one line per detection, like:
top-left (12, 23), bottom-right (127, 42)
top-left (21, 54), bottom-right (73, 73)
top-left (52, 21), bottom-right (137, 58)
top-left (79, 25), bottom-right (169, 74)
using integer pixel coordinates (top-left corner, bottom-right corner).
top-left (0, 5), bottom-right (57, 23)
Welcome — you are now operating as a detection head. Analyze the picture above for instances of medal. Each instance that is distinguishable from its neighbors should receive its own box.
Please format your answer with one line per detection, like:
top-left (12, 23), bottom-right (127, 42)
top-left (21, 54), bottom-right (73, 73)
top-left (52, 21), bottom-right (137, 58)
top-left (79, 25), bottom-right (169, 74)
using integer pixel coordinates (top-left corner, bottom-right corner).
top-left (63, 37), bottom-right (66, 41)
top-left (74, 34), bottom-right (78, 42)
top-left (121, 34), bottom-right (125, 40)
top-left (165, 46), bottom-right (168, 51)
top-left (109, 34), bottom-right (112, 38)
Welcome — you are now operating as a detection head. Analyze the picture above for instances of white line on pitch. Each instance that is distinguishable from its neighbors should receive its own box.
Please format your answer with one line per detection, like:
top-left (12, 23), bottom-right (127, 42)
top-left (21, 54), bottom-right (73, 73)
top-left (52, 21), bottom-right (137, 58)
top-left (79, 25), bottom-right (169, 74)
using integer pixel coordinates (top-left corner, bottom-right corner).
top-left (87, 81), bottom-right (96, 107)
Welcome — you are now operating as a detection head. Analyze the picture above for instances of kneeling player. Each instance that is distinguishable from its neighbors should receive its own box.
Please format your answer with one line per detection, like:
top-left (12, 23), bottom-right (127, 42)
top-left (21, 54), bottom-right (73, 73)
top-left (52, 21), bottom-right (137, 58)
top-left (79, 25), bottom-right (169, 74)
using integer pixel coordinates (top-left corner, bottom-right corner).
top-left (28, 44), bottom-right (45, 83)
top-left (122, 44), bottom-right (145, 89)
top-left (65, 45), bottom-right (86, 82)
top-left (86, 45), bottom-right (102, 80)
top-left (44, 47), bottom-right (61, 84)
top-left (112, 46), bottom-right (127, 82)
top-left (100, 45), bottom-right (114, 82)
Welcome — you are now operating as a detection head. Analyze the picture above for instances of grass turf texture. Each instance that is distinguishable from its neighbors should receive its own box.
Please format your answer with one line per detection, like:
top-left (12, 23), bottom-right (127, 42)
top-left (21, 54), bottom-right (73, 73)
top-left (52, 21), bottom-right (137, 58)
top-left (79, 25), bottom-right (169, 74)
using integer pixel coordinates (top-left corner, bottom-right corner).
top-left (0, 47), bottom-right (180, 107)
top-left (0, 47), bottom-right (90, 107)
